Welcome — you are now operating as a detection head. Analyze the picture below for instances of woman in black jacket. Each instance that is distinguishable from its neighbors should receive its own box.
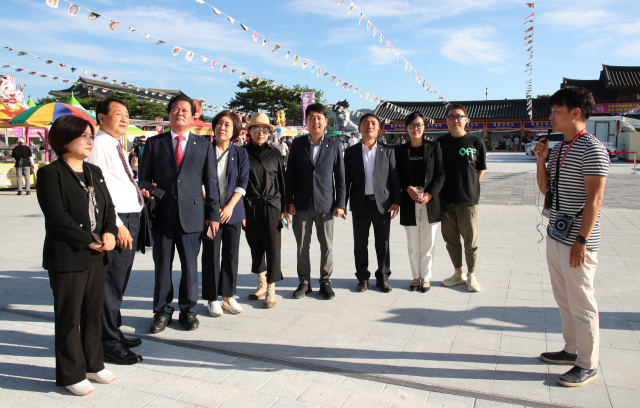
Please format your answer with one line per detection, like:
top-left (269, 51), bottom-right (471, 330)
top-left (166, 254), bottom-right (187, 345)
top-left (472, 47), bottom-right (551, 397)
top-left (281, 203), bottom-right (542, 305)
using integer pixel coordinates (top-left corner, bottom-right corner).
top-left (243, 112), bottom-right (289, 308)
top-left (394, 112), bottom-right (448, 292)
top-left (36, 115), bottom-right (118, 396)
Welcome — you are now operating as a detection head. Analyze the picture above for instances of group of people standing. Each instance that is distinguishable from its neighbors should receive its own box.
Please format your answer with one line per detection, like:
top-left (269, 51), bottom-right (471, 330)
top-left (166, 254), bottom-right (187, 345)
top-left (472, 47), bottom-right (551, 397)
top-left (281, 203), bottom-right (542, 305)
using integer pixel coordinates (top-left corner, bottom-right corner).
top-left (35, 96), bottom-right (487, 396)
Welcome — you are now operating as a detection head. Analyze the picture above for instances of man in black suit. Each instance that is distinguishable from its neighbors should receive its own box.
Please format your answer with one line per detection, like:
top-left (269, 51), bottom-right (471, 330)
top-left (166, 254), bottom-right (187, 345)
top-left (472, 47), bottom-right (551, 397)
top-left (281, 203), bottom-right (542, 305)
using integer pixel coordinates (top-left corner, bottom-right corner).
top-left (286, 103), bottom-right (346, 300)
top-left (139, 95), bottom-right (220, 332)
top-left (344, 114), bottom-right (400, 292)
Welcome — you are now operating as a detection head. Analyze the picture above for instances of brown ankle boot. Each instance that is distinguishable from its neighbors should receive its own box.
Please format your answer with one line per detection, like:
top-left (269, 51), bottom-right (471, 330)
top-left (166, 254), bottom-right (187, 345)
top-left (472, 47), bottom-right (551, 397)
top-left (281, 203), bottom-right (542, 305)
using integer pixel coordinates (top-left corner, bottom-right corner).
top-left (248, 274), bottom-right (267, 300)
top-left (264, 283), bottom-right (276, 308)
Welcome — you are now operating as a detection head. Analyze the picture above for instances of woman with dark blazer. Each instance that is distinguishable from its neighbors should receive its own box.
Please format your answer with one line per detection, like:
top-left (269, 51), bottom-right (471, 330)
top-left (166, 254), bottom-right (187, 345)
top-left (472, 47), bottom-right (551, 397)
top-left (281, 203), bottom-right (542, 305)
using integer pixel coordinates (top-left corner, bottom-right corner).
top-left (36, 115), bottom-right (118, 396)
top-left (243, 112), bottom-right (289, 308)
top-left (201, 110), bottom-right (249, 317)
top-left (394, 111), bottom-right (448, 292)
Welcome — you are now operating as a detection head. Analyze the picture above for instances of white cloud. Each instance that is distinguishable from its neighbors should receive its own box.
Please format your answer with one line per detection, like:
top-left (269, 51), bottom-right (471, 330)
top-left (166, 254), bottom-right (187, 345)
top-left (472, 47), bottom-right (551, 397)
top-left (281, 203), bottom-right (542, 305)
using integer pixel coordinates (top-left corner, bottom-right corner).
top-left (537, 9), bottom-right (615, 27)
top-left (440, 27), bottom-right (509, 65)
top-left (284, 0), bottom-right (509, 21)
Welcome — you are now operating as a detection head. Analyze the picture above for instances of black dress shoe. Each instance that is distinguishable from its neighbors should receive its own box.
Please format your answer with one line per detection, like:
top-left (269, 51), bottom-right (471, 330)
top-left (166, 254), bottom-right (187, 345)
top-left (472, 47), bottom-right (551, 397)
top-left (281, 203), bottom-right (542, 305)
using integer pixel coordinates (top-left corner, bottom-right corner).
top-left (293, 283), bottom-right (312, 299)
top-left (558, 366), bottom-right (598, 387)
top-left (103, 347), bottom-right (143, 365)
top-left (149, 314), bottom-right (172, 334)
top-left (124, 336), bottom-right (142, 348)
top-left (25, 191), bottom-right (31, 195)
top-left (178, 313), bottom-right (199, 331)
top-left (356, 281), bottom-right (368, 292)
top-left (540, 350), bottom-right (577, 365)
top-left (16, 191), bottom-right (22, 195)
top-left (376, 281), bottom-right (392, 293)
top-left (319, 282), bottom-right (335, 300)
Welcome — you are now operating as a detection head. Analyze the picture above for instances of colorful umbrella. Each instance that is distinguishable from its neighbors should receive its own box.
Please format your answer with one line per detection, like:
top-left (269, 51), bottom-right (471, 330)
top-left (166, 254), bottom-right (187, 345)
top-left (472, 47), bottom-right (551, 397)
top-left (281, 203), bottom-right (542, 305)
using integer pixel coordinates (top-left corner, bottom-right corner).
top-left (9, 102), bottom-right (96, 127)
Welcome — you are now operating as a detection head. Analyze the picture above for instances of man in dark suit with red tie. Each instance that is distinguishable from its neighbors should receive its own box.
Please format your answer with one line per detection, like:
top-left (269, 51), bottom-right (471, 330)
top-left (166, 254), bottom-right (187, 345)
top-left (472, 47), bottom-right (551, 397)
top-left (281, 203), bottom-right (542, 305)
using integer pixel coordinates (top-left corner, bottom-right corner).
top-left (139, 95), bottom-right (220, 333)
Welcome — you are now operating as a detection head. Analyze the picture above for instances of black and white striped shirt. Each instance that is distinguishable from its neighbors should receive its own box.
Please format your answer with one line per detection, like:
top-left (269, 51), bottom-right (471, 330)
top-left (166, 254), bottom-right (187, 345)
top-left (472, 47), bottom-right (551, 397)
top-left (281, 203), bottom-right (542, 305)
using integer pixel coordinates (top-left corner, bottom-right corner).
top-left (546, 132), bottom-right (609, 252)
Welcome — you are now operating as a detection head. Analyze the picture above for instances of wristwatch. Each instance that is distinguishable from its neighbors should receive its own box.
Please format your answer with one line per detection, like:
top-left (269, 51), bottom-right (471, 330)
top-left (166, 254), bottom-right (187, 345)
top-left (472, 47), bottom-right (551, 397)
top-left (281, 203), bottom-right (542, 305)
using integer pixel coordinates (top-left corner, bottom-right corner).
top-left (575, 235), bottom-right (588, 245)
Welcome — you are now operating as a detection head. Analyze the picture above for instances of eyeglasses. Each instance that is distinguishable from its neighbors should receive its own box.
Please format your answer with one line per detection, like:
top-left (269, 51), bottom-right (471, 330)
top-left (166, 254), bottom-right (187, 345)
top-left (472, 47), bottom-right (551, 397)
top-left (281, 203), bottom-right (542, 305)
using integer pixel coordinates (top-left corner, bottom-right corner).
top-left (252, 127), bottom-right (270, 134)
top-left (446, 114), bottom-right (467, 121)
top-left (408, 123), bottom-right (425, 129)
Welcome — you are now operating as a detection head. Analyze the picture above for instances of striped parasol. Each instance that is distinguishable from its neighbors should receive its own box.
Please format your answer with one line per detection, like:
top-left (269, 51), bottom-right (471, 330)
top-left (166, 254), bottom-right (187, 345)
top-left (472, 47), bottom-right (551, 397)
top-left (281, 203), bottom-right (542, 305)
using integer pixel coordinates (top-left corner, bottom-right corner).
top-left (9, 102), bottom-right (97, 127)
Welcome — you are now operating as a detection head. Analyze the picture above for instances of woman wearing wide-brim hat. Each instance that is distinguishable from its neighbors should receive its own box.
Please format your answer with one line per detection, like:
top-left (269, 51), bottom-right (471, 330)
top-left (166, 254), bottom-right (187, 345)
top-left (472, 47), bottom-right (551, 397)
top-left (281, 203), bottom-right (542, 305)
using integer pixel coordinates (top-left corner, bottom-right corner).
top-left (242, 112), bottom-right (289, 308)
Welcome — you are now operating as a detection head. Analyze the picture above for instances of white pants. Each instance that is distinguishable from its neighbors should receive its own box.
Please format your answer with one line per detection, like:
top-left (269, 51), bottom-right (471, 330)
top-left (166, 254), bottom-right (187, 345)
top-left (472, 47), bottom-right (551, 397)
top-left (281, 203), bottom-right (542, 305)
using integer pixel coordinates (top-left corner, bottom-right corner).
top-left (404, 204), bottom-right (439, 280)
top-left (546, 237), bottom-right (599, 369)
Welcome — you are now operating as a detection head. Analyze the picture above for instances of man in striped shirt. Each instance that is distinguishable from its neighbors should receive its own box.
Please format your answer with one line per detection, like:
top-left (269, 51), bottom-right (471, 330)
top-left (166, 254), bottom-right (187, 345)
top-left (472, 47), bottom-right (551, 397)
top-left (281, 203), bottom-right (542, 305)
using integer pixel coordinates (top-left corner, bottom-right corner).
top-left (534, 87), bottom-right (609, 387)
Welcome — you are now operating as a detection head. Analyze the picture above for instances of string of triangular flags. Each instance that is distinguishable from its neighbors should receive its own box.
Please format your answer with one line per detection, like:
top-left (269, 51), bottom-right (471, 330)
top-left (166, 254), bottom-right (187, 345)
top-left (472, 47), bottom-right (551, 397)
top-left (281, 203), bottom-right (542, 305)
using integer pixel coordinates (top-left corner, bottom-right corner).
top-left (44, 0), bottom-right (412, 117)
top-left (43, 0), bottom-right (420, 121)
top-left (524, 2), bottom-right (534, 121)
top-left (1, 44), bottom-right (173, 105)
top-left (0, 61), bottom-right (73, 83)
top-left (195, 0), bottom-right (389, 106)
top-left (337, 0), bottom-right (449, 105)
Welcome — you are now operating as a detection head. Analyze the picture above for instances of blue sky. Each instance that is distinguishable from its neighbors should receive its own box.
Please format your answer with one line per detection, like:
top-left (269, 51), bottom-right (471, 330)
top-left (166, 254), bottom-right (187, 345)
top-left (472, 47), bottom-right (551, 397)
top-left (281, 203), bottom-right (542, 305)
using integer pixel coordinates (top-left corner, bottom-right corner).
top-left (2, 0), bottom-right (639, 112)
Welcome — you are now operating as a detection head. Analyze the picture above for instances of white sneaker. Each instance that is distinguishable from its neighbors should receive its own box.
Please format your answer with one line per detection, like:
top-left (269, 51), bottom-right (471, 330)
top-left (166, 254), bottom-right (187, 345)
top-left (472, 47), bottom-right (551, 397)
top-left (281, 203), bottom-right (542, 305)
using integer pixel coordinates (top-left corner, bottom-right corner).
top-left (222, 298), bottom-right (243, 314)
top-left (87, 368), bottom-right (115, 384)
top-left (207, 300), bottom-right (223, 317)
top-left (64, 379), bottom-right (94, 396)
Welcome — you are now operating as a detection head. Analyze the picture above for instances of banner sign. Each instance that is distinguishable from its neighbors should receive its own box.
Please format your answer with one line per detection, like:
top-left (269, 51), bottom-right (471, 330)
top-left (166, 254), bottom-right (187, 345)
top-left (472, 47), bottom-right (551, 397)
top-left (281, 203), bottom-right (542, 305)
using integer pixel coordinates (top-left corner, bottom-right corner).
top-left (524, 121), bottom-right (552, 130)
top-left (383, 123), bottom-right (405, 132)
top-left (300, 92), bottom-right (315, 131)
top-left (487, 122), bottom-right (522, 130)
top-left (594, 102), bottom-right (640, 114)
top-left (465, 123), bottom-right (484, 131)
top-left (426, 123), bottom-right (449, 131)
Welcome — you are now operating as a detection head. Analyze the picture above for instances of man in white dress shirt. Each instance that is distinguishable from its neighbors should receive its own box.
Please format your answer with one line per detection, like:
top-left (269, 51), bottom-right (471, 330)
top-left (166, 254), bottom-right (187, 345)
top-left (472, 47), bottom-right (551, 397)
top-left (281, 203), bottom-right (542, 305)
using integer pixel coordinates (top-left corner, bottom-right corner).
top-left (86, 98), bottom-right (144, 365)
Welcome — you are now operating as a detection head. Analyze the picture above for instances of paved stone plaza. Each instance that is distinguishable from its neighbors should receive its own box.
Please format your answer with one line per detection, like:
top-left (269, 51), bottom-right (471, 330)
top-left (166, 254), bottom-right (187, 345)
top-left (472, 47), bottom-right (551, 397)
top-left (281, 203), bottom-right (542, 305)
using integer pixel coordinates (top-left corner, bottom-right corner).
top-left (1, 152), bottom-right (640, 408)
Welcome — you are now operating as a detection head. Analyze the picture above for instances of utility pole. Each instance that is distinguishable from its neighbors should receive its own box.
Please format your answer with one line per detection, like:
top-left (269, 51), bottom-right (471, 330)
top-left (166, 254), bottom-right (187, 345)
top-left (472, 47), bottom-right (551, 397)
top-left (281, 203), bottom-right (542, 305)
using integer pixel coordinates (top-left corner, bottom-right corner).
top-left (486, 87), bottom-right (488, 101)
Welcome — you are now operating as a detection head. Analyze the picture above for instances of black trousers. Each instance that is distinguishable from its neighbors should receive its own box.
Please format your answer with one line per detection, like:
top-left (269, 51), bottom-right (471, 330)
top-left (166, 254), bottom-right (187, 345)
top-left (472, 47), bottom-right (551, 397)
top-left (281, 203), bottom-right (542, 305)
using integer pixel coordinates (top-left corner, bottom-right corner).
top-left (102, 215), bottom-right (139, 353)
top-left (49, 261), bottom-right (108, 386)
top-left (151, 216), bottom-right (202, 316)
top-left (244, 204), bottom-right (283, 283)
top-left (201, 221), bottom-right (241, 300)
top-left (352, 199), bottom-right (392, 282)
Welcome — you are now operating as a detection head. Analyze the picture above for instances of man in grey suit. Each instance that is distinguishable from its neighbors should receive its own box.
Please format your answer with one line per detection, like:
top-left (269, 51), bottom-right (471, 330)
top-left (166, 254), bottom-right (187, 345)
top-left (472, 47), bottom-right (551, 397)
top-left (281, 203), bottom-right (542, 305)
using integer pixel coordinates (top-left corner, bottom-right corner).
top-left (139, 95), bottom-right (220, 333)
top-left (344, 113), bottom-right (400, 292)
top-left (286, 103), bottom-right (346, 300)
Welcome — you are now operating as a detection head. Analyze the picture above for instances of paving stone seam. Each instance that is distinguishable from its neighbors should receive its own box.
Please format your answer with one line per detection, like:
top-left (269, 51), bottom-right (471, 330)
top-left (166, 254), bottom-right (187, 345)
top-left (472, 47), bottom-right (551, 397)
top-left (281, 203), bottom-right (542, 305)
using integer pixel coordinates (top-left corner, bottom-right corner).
top-left (0, 305), bottom-right (572, 408)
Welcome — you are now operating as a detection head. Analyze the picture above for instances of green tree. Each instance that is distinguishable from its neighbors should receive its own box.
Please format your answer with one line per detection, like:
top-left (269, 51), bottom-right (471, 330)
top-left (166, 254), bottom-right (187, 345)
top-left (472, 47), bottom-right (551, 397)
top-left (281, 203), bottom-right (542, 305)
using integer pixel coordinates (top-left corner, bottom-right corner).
top-left (536, 94), bottom-right (551, 99)
top-left (227, 80), bottom-right (324, 125)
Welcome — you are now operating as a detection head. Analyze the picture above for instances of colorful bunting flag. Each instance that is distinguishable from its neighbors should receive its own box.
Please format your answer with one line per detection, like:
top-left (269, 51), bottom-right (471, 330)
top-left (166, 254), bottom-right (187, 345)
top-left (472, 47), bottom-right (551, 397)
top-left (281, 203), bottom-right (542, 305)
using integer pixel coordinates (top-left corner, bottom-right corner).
top-left (348, 3), bottom-right (355, 14)
top-left (220, 64), bottom-right (227, 72)
top-left (88, 12), bottom-right (100, 21)
top-left (155, 40), bottom-right (165, 45)
top-left (285, 51), bottom-right (290, 59)
top-left (108, 20), bottom-right (120, 30)
top-left (212, 7), bottom-right (221, 15)
top-left (329, 76), bottom-right (336, 82)
top-left (201, 56), bottom-right (207, 62)
top-left (230, 68), bottom-right (237, 74)
top-left (253, 32), bottom-right (258, 42)
top-left (240, 72), bottom-right (246, 78)
top-left (249, 75), bottom-right (256, 81)
top-left (373, 27), bottom-right (377, 38)
top-left (228, 16), bottom-right (234, 25)
top-left (210, 60), bottom-right (217, 69)
top-left (17, 51), bottom-right (27, 56)
top-left (293, 55), bottom-right (299, 65)
top-left (272, 44), bottom-right (280, 52)
top-left (186, 51), bottom-right (194, 61)
top-left (68, 3), bottom-right (80, 15)
top-left (145, 34), bottom-right (151, 40)
top-left (262, 37), bottom-right (268, 46)
top-left (379, 35), bottom-right (384, 43)
top-left (46, 0), bottom-right (59, 7)
top-left (367, 21), bottom-right (371, 31)
top-left (240, 24), bottom-right (248, 31)
top-left (359, 13), bottom-right (363, 24)
top-left (172, 47), bottom-right (181, 55)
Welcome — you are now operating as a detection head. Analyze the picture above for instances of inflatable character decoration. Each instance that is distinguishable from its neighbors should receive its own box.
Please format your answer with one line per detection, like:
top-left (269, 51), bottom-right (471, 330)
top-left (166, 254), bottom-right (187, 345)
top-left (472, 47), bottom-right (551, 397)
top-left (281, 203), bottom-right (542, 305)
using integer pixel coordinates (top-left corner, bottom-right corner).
top-left (276, 110), bottom-right (286, 127)
top-left (332, 100), bottom-right (359, 135)
top-left (0, 75), bottom-right (29, 119)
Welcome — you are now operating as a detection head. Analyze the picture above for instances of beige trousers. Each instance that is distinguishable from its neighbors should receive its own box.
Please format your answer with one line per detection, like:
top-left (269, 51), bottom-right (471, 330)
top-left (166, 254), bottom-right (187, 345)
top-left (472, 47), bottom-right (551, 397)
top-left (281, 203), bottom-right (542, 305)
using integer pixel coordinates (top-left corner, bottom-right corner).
top-left (441, 203), bottom-right (479, 273)
top-left (404, 204), bottom-right (439, 280)
top-left (546, 237), bottom-right (599, 369)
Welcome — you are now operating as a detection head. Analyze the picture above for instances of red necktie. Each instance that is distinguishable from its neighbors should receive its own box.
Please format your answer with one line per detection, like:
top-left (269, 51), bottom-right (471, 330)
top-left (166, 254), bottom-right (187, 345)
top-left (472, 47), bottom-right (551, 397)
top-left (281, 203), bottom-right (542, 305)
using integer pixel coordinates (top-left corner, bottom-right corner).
top-left (175, 135), bottom-right (185, 170)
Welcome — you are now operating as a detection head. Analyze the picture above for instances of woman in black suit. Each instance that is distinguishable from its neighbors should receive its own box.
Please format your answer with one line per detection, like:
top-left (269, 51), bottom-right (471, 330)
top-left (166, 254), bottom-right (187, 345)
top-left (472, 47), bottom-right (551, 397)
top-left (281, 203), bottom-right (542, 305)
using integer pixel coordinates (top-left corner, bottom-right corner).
top-left (243, 112), bottom-right (289, 309)
top-left (36, 115), bottom-right (118, 396)
top-left (201, 110), bottom-right (249, 317)
top-left (394, 112), bottom-right (448, 292)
